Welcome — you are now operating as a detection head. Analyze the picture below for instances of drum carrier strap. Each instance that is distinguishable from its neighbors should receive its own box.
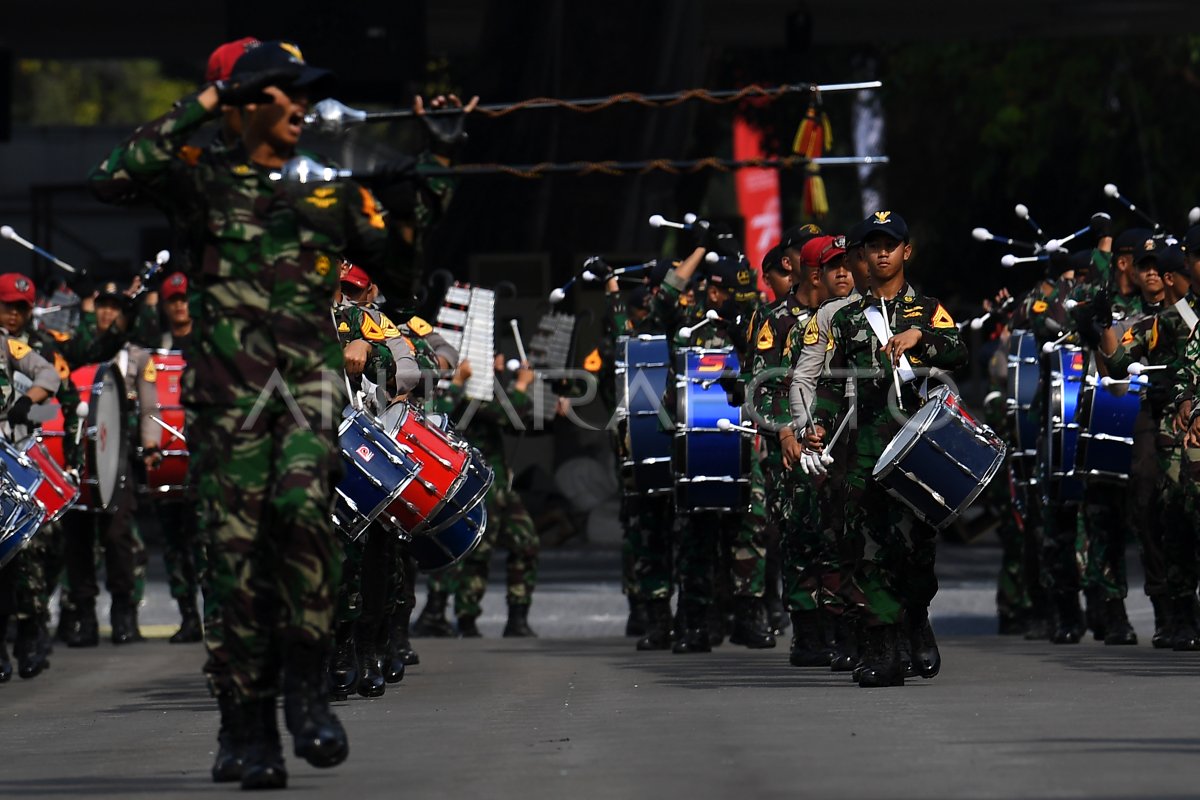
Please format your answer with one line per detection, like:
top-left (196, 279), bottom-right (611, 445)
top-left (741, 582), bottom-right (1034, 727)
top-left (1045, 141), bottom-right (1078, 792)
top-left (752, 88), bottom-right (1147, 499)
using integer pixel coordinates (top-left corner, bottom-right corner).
top-left (1174, 297), bottom-right (1199, 335)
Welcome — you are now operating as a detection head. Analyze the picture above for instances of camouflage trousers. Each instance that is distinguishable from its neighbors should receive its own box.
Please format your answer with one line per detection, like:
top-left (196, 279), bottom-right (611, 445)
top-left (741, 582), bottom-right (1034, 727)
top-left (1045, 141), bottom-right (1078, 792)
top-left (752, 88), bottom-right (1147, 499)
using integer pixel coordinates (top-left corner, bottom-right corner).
top-left (841, 456), bottom-right (938, 626)
top-left (428, 478), bottom-right (538, 620)
top-left (624, 492), bottom-right (675, 601)
top-left (1172, 446), bottom-right (1200, 597)
top-left (1123, 411), bottom-right (1168, 599)
top-left (157, 499), bottom-right (205, 603)
top-left (193, 391), bottom-right (344, 702)
top-left (676, 501), bottom-right (766, 608)
top-left (996, 465), bottom-right (1045, 621)
top-left (776, 458), bottom-right (825, 613)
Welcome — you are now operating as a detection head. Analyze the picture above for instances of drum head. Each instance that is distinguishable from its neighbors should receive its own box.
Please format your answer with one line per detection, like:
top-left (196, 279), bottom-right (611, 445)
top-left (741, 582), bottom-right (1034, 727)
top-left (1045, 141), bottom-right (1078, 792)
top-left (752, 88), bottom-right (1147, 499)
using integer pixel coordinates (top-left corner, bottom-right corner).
top-left (93, 366), bottom-right (127, 508)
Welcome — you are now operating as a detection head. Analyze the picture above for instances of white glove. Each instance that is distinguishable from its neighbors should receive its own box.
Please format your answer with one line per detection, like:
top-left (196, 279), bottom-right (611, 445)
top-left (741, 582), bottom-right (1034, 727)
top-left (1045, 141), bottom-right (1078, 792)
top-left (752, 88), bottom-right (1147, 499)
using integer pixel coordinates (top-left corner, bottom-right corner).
top-left (799, 451), bottom-right (828, 477)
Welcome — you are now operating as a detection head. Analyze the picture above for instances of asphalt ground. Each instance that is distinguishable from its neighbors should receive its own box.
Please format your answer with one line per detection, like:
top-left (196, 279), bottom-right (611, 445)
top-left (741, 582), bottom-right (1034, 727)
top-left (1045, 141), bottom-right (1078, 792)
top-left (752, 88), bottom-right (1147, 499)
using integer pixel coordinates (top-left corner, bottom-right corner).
top-left (2, 539), bottom-right (1192, 800)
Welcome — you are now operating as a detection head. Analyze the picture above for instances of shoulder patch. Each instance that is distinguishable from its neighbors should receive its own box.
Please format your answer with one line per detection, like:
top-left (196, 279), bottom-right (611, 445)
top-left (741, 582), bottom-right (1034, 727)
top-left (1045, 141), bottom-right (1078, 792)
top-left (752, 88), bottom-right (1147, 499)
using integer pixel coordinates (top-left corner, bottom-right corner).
top-left (407, 316), bottom-right (433, 337)
top-left (359, 315), bottom-right (386, 341)
top-left (337, 321), bottom-right (350, 333)
top-left (802, 315), bottom-right (820, 346)
top-left (231, 164), bottom-right (254, 176)
top-left (53, 352), bottom-right (70, 380)
top-left (1120, 327), bottom-right (1135, 346)
top-left (583, 348), bottom-right (603, 372)
top-left (143, 359), bottom-right (157, 383)
top-left (1148, 318), bottom-right (1159, 351)
top-left (930, 304), bottom-right (956, 329)
top-left (358, 186), bottom-right (386, 230)
top-left (1032, 300), bottom-right (1048, 314)
top-left (379, 313), bottom-right (402, 338)
top-left (177, 145), bottom-right (203, 166)
top-left (7, 339), bottom-right (30, 359)
top-left (48, 329), bottom-right (70, 343)
top-left (756, 322), bottom-right (775, 351)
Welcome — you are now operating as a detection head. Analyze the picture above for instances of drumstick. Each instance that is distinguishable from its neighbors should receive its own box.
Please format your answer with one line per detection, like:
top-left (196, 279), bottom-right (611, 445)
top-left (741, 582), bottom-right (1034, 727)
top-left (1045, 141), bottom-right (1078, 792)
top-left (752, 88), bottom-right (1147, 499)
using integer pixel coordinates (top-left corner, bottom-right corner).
top-left (879, 296), bottom-right (904, 412)
top-left (150, 415), bottom-right (186, 444)
top-left (509, 318), bottom-right (529, 364)
top-left (330, 308), bottom-right (363, 411)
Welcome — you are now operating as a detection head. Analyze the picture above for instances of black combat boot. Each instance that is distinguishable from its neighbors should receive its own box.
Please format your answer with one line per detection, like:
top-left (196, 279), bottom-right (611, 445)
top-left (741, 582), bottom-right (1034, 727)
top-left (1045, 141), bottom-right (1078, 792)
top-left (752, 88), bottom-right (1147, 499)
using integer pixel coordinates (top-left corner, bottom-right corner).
top-left (907, 608), bottom-right (941, 679)
top-left (829, 616), bottom-right (860, 672)
top-left (393, 605), bottom-right (419, 665)
top-left (636, 599), bottom-right (673, 651)
top-left (1022, 613), bottom-right (1053, 641)
top-left (672, 601), bottom-right (712, 654)
top-left (1084, 586), bottom-right (1108, 642)
top-left (1172, 596), bottom-right (1200, 651)
top-left (110, 595), bottom-right (137, 645)
top-left (355, 621), bottom-right (386, 699)
top-left (382, 609), bottom-right (412, 683)
top-left (1050, 592), bottom-right (1085, 644)
top-left (170, 597), bottom-right (203, 644)
top-left (729, 597), bottom-right (776, 649)
top-left (503, 603), bottom-right (538, 637)
top-left (410, 591), bottom-right (454, 638)
top-left (0, 615), bottom-right (11, 683)
top-left (625, 595), bottom-right (648, 638)
top-left (1102, 598), bottom-right (1137, 645)
top-left (327, 622), bottom-right (358, 700)
top-left (457, 615), bottom-right (482, 637)
top-left (788, 611), bottom-right (831, 667)
top-left (283, 644), bottom-right (350, 769)
top-left (211, 690), bottom-right (244, 783)
top-left (14, 618), bottom-right (49, 679)
top-left (65, 600), bottom-right (99, 648)
top-left (1150, 596), bottom-right (1174, 649)
top-left (55, 604), bottom-right (77, 643)
top-left (239, 698), bottom-right (287, 790)
top-left (858, 625), bottom-right (905, 688)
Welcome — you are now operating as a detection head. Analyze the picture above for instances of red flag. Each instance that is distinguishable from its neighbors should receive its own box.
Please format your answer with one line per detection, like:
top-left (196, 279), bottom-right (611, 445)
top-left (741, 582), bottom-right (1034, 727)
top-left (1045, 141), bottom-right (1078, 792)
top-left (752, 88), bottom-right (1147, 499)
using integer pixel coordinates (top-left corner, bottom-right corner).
top-left (733, 116), bottom-right (781, 298)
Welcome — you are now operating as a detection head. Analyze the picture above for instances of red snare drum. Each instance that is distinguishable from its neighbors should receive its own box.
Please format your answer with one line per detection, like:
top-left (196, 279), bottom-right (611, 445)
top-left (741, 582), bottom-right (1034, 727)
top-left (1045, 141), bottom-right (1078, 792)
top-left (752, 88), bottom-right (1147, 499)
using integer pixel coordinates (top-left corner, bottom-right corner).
top-left (382, 402), bottom-right (471, 535)
top-left (23, 439), bottom-right (79, 524)
top-left (143, 350), bottom-right (189, 498)
top-left (32, 397), bottom-right (66, 470)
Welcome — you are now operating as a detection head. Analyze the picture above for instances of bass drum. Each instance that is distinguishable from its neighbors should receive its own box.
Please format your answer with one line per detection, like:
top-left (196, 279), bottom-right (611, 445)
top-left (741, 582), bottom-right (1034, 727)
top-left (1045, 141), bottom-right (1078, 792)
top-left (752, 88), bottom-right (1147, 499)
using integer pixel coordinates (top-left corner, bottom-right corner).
top-left (72, 363), bottom-right (128, 512)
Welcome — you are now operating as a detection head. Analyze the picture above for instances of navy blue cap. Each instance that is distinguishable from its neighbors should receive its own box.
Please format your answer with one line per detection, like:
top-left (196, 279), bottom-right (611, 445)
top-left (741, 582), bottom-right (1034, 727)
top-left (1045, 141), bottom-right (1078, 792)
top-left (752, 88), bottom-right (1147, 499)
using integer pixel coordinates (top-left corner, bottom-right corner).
top-left (846, 218), bottom-right (872, 248)
top-left (1133, 236), bottom-right (1165, 265)
top-left (229, 40), bottom-right (333, 94)
top-left (1181, 225), bottom-right (1200, 255)
top-left (1113, 227), bottom-right (1155, 254)
top-left (761, 244), bottom-right (787, 274)
top-left (1157, 244), bottom-right (1187, 275)
top-left (779, 224), bottom-right (823, 252)
top-left (862, 210), bottom-right (909, 243)
top-left (628, 285), bottom-right (652, 310)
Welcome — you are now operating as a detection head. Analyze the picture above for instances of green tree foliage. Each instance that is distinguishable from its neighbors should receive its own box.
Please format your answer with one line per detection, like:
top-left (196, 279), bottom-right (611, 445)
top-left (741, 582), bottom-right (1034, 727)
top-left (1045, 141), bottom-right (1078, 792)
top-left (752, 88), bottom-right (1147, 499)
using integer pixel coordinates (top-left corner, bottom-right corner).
top-left (14, 60), bottom-right (194, 126)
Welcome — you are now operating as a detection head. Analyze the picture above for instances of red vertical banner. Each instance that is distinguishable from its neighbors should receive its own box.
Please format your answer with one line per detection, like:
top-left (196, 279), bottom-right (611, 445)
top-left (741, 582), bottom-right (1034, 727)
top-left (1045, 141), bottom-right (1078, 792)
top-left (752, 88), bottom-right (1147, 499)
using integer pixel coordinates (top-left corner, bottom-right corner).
top-left (733, 116), bottom-right (782, 298)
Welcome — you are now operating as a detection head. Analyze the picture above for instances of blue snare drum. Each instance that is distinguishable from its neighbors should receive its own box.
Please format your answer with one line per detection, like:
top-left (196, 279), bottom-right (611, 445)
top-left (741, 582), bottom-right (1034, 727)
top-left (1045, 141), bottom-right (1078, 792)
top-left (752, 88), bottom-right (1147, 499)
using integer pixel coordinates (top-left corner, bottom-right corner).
top-left (1005, 331), bottom-right (1040, 471)
top-left (1045, 345), bottom-right (1084, 502)
top-left (0, 439), bottom-right (48, 570)
top-left (1074, 366), bottom-right (1142, 482)
top-left (406, 446), bottom-right (491, 572)
top-left (872, 386), bottom-right (1007, 530)
top-left (673, 348), bottom-right (750, 513)
top-left (333, 408), bottom-right (422, 542)
top-left (619, 336), bottom-right (673, 495)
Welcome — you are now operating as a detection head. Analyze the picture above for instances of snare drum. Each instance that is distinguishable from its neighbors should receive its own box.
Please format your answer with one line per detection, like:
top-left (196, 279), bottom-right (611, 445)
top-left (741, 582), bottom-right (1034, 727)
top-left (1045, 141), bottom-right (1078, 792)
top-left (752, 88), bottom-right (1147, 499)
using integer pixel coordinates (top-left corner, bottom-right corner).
top-left (332, 408), bottom-right (421, 542)
top-left (872, 385), bottom-right (1007, 530)
top-left (23, 439), bottom-right (78, 524)
top-left (1005, 330), bottom-right (1040, 475)
top-left (618, 336), bottom-right (674, 495)
top-left (1044, 345), bottom-right (1084, 502)
top-left (71, 363), bottom-right (128, 512)
top-left (143, 350), bottom-right (190, 498)
top-left (1073, 363), bottom-right (1142, 482)
top-left (0, 439), bottom-right (48, 569)
top-left (673, 348), bottom-right (751, 513)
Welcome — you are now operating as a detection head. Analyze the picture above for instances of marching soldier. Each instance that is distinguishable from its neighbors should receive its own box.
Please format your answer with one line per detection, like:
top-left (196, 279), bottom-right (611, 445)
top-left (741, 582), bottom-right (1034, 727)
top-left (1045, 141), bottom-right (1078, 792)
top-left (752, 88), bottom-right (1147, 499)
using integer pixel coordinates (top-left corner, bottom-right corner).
top-left (88, 41), bottom-right (431, 788)
top-left (810, 212), bottom-right (968, 687)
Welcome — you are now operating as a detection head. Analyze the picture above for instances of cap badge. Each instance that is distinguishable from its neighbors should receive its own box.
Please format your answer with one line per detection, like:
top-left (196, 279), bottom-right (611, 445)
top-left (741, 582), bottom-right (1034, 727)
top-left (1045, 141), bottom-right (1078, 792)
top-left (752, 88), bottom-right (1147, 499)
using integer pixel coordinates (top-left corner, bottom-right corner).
top-left (874, 211), bottom-right (892, 224)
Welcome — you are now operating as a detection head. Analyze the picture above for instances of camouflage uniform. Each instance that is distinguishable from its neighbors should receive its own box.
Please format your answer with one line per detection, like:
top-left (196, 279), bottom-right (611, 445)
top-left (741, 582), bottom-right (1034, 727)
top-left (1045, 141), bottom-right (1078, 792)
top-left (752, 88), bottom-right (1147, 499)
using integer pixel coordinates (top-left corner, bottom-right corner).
top-left (749, 297), bottom-right (817, 611)
top-left (789, 290), bottom-right (863, 616)
top-left (1108, 294), bottom-right (1197, 608)
top-left (426, 380), bottom-right (539, 621)
top-left (89, 91), bottom-right (408, 700)
top-left (812, 286), bottom-right (967, 625)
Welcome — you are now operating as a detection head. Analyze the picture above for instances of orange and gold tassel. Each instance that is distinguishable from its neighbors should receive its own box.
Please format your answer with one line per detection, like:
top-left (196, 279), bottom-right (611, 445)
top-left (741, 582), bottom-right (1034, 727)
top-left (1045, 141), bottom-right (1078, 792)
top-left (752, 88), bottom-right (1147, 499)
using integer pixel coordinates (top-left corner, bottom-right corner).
top-left (793, 99), bottom-right (833, 219)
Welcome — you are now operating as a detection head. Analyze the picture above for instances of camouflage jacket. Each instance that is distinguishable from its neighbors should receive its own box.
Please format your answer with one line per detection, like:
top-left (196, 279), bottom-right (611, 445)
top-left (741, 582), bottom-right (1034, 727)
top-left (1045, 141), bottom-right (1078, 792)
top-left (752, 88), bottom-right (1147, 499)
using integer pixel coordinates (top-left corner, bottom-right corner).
top-left (88, 93), bottom-right (410, 407)
top-left (813, 284), bottom-right (968, 461)
top-left (333, 301), bottom-right (419, 398)
top-left (1107, 294), bottom-right (1197, 420)
top-left (748, 295), bottom-right (816, 428)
